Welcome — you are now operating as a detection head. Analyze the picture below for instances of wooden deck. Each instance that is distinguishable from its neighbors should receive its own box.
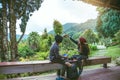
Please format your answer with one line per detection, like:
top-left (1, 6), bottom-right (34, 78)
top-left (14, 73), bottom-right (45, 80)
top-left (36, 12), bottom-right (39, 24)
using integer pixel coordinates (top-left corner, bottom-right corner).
top-left (8, 66), bottom-right (120, 80)
top-left (79, 66), bottom-right (120, 80)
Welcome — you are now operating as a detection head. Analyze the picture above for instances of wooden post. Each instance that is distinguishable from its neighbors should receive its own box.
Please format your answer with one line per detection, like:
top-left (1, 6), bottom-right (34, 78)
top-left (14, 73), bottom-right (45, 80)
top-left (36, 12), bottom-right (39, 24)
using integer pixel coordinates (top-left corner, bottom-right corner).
top-left (103, 63), bottom-right (107, 68)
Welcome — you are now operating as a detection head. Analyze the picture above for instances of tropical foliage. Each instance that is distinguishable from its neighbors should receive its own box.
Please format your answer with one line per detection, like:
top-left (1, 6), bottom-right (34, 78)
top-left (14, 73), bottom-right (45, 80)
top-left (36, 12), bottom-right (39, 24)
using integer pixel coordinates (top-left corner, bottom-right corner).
top-left (114, 30), bottom-right (120, 43)
top-left (96, 7), bottom-right (120, 37)
top-left (81, 29), bottom-right (99, 44)
top-left (62, 37), bottom-right (77, 50)
top-left (41, 28), bottom-right (48, 39)
top-left (27, 32), bottom-right (40, 51)
top-left (53, 20), bottom-right (63, 35)
top-left (0, 0), bottom-right (43, 61)
top-left (18, 44), bottom-right (34, 58)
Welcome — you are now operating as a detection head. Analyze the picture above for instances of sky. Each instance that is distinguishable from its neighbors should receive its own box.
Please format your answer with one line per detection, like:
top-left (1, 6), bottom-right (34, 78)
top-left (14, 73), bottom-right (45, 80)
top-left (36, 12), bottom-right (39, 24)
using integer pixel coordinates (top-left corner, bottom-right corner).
top-left (16, 0), bottom-right (98, 35)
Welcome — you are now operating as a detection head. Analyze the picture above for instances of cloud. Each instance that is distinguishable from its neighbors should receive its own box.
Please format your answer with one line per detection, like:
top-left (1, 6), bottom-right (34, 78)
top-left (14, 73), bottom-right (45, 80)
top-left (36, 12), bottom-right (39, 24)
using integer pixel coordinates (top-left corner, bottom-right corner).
top-left (16, 0), bottom-right (98, 35)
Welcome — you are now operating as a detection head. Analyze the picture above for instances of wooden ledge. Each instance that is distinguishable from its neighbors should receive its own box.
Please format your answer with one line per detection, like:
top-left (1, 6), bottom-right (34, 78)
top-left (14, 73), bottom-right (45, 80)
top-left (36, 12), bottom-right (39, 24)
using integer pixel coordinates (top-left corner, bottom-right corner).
top-left (0, 56), bottom-right (111, 74)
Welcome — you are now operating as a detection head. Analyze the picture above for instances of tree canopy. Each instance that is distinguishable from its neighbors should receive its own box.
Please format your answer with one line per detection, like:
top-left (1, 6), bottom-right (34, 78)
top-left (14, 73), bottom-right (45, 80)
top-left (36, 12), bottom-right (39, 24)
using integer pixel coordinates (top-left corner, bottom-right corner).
top-left (53, 20), bottom-right (63, 35)
top-left (96, 7), bottom-right (120, 37)
top-left (81, 29), bottom-right (98, 44)
top-left (0, 0), bottom-right (43, 61)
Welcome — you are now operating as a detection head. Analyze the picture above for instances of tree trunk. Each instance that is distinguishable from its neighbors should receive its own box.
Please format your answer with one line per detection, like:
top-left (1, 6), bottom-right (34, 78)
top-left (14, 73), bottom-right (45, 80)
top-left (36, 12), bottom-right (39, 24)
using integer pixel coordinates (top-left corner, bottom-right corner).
top-left (0, 10), bottom-right (3, 62)
top-left (0, 0), bottom-right (8, 62)
top-left (8, 0), bottom-right (18, 61)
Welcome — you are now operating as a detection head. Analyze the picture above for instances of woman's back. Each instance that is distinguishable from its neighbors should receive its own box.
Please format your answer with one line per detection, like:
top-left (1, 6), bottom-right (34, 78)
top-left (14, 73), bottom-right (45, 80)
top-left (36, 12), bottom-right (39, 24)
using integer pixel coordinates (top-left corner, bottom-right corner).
top-left (80, 43), bottom-right (89, 58)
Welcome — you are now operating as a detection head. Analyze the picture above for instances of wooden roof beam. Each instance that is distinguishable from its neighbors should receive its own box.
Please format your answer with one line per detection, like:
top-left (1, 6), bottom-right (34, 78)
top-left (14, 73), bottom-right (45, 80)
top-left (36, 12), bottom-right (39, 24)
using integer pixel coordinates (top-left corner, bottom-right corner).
top-left (79, 0), bottom-right (120, 10)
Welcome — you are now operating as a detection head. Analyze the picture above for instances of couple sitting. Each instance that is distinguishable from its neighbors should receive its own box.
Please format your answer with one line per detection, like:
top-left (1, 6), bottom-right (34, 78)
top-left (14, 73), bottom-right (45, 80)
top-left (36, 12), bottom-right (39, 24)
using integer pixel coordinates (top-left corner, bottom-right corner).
top-left (49, 34), bottom-right (90, 80)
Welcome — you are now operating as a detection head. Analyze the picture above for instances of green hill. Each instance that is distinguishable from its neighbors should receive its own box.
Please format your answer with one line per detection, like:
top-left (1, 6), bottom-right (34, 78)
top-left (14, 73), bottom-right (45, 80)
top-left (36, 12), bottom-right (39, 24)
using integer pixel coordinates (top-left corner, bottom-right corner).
top-left (48, 19), bottom-right (97, 35)
top-left (8, 34), bottom-right (28, 41)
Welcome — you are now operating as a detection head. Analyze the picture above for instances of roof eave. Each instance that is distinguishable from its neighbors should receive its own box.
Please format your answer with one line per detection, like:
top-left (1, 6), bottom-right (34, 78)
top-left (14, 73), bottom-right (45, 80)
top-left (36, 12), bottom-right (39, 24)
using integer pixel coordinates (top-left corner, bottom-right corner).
top-left (80, 0), bottom-right (120, 10)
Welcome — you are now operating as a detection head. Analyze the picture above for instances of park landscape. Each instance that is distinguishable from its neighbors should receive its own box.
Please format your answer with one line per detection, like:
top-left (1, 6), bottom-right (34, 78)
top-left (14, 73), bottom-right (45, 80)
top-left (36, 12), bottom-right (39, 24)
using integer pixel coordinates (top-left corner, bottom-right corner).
top-left (0, 0), bottom-right (120, 80)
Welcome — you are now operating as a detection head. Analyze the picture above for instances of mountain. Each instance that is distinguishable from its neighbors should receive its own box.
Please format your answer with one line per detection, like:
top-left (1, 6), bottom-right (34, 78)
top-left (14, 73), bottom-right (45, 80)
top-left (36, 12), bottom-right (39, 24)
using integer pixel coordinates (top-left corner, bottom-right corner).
top-left (8, 34), bottom-right (28, 41)
top-left (16, 34), bottom-right (28, 40)
top-left (48, 23), bottom-right (77, 34)
top-left (48, 19), bottom-right (97, 35)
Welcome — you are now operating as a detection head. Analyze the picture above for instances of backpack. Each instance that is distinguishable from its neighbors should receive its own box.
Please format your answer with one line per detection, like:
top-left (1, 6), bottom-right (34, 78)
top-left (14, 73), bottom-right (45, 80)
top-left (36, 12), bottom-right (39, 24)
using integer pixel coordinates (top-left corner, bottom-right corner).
top-left (67, 64), bottom-right (79, 80)
top-left (56, 77), bottom-right (65, 80)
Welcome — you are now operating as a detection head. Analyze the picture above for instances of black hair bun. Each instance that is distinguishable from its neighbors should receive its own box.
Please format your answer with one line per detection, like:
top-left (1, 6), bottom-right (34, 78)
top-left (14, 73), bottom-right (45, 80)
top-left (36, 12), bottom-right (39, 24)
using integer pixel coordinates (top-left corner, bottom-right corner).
top-left (55, 35), bottom-right (63, 43)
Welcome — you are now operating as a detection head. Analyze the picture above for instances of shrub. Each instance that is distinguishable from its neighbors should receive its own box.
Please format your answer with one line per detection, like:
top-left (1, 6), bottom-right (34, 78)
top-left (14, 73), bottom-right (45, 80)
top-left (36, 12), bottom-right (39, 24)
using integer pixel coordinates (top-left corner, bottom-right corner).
top-left (115, 57), bottom-right (120, 65)
top-left (89, 44), bottom-right (98, 50)
top-left (29, 51), bottom-right (49, 60)
top-left (60, 49), bottom-right (79, 58)
top-left (18, 45), bottom-right (35, 58)
top-left (0, 74), bottom-right (6, 79)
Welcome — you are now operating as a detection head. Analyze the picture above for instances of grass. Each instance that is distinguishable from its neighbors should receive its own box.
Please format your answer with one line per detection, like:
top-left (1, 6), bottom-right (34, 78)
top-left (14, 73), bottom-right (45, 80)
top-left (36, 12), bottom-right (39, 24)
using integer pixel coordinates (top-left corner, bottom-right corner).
top-left (105, 45), bottom-right (120, 60)
top-left (89, 45), bottom-right (120, 60)
top-left (85, 45), bottom-right (120, 69)
top-left (89, 50), bottom-right (99, 57)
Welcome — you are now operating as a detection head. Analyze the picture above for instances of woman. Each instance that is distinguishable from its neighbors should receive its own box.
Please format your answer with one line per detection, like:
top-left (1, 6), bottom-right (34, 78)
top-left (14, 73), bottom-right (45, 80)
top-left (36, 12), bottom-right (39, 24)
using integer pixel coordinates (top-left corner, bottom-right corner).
top-left (64, 35), bottom-right (90, 75)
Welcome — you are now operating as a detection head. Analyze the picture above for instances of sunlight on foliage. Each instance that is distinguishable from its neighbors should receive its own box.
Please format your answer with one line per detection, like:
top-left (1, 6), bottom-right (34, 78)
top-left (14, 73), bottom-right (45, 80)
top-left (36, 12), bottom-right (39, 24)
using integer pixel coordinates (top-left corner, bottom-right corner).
top-left (97, 8), bottom-right (120, 37)
top-left (0, 74), bottom-right (6, 79)
top-left (60, 49), bottom-right (78, 58)
top-left (19, 57), bottom-right (29, 62)
top-left (115, 57), bottom-right (120, 65)
top-left (29, 51), bottom-right (49, 60)
top-left (104, 45), bottom-right (120, 60)
top-left (18, 45), bottom-right (35, 58)
top-left (53, 20), bottom-right (63, 35)
top-left (62, 37), bottom-right (77, 50)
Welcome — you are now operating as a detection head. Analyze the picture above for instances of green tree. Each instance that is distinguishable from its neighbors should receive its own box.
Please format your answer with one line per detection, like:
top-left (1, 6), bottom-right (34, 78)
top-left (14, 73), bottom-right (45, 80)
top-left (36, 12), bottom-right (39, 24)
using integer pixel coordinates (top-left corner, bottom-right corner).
top-left (48, 36), bottom-right (52, 46)
top-left (41, 28), bottom-right (53, 51)
top-left (0, 0), bottom-right (43, 61)
top-left (81, 29), bottom-right (99, 44)
top-left (40, 39), bottom-right (49, 52)
top-left (53, 20), bottom-right (63, 35)
top-left (115, 30), bottom-right (120, 43)
top-left (41, 28), bottom-right (48, 39)
top-left (72, 32), bottom-right (81, 39)
top-left (62, 37), bottom-right (77, 50)
top-left (96, 7), bottom-right (120, 37)
top-left (18, 42), bottom-right (34, 58)
top-left (27, 32), bottom-right (40, 52)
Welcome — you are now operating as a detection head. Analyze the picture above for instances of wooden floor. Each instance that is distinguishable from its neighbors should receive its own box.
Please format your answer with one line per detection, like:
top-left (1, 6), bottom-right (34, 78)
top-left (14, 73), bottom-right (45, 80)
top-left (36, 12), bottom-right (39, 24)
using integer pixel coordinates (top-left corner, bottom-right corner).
top-left (79, 66), bottom-right (120, 80)
top-left (8, 66), bottom-right (120, 80)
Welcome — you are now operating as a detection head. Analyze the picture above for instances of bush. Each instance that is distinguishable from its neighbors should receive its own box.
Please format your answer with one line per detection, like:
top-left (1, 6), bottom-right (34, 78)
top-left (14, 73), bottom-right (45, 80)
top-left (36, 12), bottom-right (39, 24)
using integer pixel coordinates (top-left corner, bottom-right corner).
top-left (115, 30), bottom-right (120, 44)
top-left (89, 44), bottom-right (98, 50)
top-left (0, 74), bottom-right (6, 79)
top-left (18, 45), bottom-right (35, 58)
top-left (29, 51), bottom-right (49, 60)
top-left (60, 49), bottom-right (78, 58)
top-left (115, 57), bottom-right (120, 65)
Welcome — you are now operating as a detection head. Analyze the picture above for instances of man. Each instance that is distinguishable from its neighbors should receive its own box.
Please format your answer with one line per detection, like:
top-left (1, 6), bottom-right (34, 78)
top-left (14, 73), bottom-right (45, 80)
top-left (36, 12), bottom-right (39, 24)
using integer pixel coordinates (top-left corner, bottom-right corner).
top-left (49, 35), bottom-right (72, 79)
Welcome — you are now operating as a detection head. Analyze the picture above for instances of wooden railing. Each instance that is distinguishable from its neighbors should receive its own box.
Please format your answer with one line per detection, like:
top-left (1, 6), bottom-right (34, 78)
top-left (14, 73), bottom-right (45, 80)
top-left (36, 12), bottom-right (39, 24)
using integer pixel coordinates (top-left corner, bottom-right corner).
top-left (0, 56), bottom-right (111, 77)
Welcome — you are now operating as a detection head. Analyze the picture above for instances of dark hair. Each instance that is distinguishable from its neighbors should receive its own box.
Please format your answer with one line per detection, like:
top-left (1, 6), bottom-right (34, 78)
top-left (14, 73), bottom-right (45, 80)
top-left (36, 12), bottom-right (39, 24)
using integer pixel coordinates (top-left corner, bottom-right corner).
top-left (55, 35), bottom-right (63, 43)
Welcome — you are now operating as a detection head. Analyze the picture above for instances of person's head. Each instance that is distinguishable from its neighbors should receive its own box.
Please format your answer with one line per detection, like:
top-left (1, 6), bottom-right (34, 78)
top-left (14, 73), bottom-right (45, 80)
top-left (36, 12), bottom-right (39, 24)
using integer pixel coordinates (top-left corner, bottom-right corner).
top-left (55, 35), bottom-right (63, 44)
top-left (79, 37), bottom-right (86, 44)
